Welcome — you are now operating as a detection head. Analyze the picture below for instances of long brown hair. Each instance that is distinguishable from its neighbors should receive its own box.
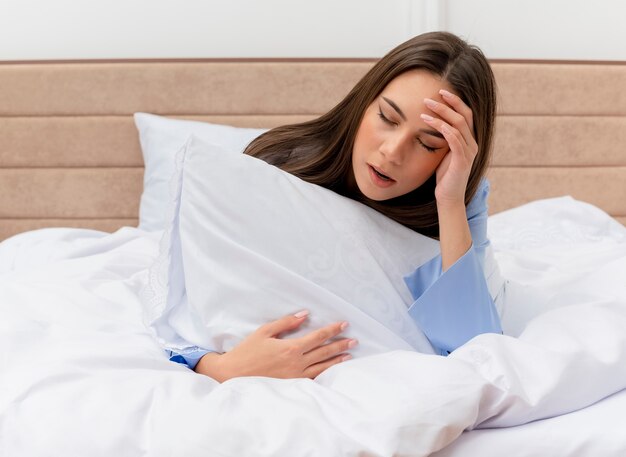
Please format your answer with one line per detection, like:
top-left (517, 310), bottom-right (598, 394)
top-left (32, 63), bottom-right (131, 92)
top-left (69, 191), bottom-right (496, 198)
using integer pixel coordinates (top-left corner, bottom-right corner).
top-left (244, 31), bottom-right (497, 238)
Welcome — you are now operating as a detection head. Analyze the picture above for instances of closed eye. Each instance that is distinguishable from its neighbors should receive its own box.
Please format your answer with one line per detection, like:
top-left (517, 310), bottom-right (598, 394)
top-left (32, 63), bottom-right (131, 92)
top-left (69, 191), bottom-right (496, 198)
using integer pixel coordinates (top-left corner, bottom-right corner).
top-left (377, 109), bottom-right (396, 126)
top-left (378, 104), bottom-right (440, 153)
top-left (417, 138), bottom-right (438, 153)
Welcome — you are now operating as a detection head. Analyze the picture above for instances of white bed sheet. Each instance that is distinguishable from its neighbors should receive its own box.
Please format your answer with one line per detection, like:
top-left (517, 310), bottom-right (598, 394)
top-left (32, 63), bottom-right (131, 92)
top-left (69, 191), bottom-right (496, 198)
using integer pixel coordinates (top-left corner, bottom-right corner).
top-left (433, 388), bottom-right (626, 457)
top-left (1, 197), bottom-right (625, 457)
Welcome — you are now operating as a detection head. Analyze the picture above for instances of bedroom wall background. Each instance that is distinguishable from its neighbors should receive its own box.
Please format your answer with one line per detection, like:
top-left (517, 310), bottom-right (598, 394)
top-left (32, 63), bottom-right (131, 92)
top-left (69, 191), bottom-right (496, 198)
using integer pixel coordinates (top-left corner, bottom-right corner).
top-left (1, 0), bottom-right (625, 61)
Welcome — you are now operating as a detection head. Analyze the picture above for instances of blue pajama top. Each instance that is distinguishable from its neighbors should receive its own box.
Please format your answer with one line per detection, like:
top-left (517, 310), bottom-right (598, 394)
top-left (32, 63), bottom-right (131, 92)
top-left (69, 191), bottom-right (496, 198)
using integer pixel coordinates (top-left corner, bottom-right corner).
top-left (168, 178), bottom-right (503, 369)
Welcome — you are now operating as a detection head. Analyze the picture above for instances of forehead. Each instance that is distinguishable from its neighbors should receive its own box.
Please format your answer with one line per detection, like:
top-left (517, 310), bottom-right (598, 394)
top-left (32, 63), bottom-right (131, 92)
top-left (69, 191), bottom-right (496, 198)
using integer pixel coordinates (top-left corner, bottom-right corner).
top-left (381, 69), bottom-right (453, 100)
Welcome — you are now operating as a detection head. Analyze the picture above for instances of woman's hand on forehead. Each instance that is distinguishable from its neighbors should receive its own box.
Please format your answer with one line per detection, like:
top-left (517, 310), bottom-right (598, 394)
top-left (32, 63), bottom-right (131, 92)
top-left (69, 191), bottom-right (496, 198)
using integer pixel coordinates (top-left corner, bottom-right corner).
top-left (420, 89), bottom-right (478, 205)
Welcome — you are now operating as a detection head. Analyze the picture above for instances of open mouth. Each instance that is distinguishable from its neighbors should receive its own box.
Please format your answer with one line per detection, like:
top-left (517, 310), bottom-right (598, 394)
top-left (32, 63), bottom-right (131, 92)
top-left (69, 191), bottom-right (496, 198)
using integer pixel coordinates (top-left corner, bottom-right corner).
top-left (370, 165), bottom-right (394, 182)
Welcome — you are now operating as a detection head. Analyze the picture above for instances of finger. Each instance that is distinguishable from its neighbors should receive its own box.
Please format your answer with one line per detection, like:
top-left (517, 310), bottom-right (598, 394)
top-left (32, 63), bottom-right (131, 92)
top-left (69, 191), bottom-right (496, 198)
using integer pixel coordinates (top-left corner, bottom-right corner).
top-left (257, 310), bottom-right (310, 337)
top-left (303, 353), bottom-right (353, 379)
top-left (423, 98), bottom-right (473, 147)
top-left (297, 321), bottom-right (349, 353)
top-left (303, 337), bottom-right (358, 366)
top-left (421, 116), bottom-right (476, 161)
top-left (440, 122), bottom-right (474, 161)
top-left (439, 89), bottom-right (475, 134)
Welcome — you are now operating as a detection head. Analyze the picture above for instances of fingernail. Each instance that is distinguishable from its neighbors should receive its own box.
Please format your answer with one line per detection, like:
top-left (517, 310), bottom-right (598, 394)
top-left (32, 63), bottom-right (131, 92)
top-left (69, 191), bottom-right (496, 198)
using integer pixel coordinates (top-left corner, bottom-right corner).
top-left (340, 321), bottom-right (350, 331)
top-left (348, 339), bottom-right (358, 349)
top-left (420, 113), bottom-right (434, 122)
top-left (294, 310), bottom-right (309, 318)
top-left (341, 354), bottom-right (352, 362)
top-left (440, 89), bottom-right (454, 98)
top-left (424, 98), bottom-right (438, 108)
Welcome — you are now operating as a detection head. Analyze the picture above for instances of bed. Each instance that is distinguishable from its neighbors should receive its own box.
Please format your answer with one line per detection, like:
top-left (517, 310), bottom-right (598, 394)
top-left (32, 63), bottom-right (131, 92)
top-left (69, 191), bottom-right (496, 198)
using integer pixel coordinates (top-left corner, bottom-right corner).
top-left (1, 59), bottom-right (625, 457)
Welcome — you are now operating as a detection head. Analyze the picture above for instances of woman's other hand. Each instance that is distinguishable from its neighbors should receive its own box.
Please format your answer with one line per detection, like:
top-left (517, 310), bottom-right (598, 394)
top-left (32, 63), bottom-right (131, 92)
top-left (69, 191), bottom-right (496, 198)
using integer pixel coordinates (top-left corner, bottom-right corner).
top-left (194, 310), bottom-right (357, 382)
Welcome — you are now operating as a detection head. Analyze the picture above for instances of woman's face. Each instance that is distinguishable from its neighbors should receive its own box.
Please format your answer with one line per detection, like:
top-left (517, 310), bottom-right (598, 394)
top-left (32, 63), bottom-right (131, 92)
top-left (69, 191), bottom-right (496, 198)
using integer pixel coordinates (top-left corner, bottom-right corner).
top-left (351, 70), bottom-right (452, 201)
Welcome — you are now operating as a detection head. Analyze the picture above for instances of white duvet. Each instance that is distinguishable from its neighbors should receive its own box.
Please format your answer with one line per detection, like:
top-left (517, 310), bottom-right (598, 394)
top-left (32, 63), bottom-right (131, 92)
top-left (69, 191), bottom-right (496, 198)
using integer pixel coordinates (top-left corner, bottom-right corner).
top-left (1, 197), bottom-right (626, 457)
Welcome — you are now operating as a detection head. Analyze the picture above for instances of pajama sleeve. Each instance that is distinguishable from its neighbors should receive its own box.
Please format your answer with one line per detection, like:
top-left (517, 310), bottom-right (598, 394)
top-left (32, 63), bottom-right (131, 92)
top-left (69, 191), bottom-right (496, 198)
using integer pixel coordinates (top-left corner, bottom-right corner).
top-left (403, 178), bottom-right (503, 355)
top-left (167, 347), bottom-right (213, 370)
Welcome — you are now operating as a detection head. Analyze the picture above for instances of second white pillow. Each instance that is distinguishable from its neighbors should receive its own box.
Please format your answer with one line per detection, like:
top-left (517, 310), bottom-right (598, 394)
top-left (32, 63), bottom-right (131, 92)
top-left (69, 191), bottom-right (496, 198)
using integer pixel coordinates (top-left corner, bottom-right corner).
top-left (133, 113), bottom-right (267, 232)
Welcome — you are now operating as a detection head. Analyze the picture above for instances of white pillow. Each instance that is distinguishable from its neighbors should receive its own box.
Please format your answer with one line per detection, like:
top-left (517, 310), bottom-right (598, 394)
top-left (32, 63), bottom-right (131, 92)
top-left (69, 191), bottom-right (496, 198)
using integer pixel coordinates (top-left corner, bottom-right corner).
top-left (142, 135), bottom-right (445, 358)
top-left (133, 113), bottom-right (267, 232)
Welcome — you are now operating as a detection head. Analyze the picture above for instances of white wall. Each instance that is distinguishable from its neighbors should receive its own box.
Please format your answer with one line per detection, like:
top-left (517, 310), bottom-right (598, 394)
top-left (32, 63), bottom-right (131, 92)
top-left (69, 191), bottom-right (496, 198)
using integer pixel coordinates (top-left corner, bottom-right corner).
top-left (1, 0), bottom-right (625, 61)
top-left (446, 0), bottom-right (626, 61)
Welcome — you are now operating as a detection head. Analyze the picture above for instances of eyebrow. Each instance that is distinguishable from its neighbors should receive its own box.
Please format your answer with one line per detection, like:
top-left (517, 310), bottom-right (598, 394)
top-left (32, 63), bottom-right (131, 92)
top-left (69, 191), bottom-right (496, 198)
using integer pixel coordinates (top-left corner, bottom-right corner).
top-left (382, 96), bottom-right (407, 121)
top-left (419, 128), bottom-right (445, 140)
top-left (381, 96), bottom-right (445, 139)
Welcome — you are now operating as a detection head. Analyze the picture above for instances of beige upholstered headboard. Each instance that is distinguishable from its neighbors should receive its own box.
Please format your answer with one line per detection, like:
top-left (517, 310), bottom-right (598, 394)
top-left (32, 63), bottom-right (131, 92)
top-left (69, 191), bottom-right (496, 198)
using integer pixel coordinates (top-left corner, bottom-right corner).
top-left (0, 59), bottom-right (625, 240)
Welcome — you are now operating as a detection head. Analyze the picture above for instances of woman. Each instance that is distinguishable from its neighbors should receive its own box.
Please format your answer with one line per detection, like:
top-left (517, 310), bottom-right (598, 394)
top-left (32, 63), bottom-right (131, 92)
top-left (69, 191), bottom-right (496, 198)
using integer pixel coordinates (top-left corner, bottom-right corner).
top-left (170, 31), bottom-right (503, 382)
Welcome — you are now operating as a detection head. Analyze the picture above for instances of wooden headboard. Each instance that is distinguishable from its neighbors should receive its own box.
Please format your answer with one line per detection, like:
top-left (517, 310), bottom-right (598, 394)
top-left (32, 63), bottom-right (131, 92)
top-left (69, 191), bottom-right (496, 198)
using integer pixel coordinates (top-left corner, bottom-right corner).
top-left (1, 59), bottom-right (624, 240)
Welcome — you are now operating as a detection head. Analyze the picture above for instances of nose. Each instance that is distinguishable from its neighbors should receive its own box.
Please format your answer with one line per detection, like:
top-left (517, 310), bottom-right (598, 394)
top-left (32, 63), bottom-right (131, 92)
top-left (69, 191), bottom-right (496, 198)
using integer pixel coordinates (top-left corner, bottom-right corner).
top-left (379, 134), bottom-right (406, 165)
